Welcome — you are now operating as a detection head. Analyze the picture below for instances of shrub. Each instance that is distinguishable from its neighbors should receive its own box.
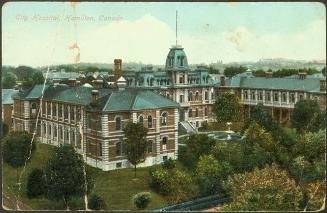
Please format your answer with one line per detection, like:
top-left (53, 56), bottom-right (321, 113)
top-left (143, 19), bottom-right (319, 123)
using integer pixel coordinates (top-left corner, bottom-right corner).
top-left (161, 158), bottom-right (176, 169)
top-left (88, 194), bottom-right (106, 210)
top-left (26, 168), bottom-right (45, 198)
top-left (133, 192), bottom-right (152, 210)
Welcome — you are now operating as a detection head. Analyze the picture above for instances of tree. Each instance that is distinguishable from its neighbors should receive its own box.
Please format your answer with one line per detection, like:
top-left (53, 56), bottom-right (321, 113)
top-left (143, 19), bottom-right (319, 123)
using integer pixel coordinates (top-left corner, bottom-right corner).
top-left (22, 71), bottom-right (45, 90)
top-left (2, 131), bottom-right (36, 182)
top-left (322, 67), bottom-right (326, 76)
top-left (43, 145), bottom-right (86, 210)
top-left (222, 164), bottom-right (303, 211)
top-left (123, 122), bottom-right (148, 178)
top-left (133, 192), bottom-right (152, 210)
top-left (291, 99), bottom-right (320, 134)
top-left (308, 109), bottom-right (326, 133)
top-left (2, 122), bottom-right (9, 138)
top-left (2, 73), bottom-right (16, 89)
top-left (178, 134), bottom-right (216, 169)
top-left (196, 154), bottom-right (232, 196)
top-left (88, 194), bottom-right (106, 210)
top-left (224, 66), bottom-right (247, 77)
top-left (26, 168), bottom-right (45, 198)
top-left (161, 157), bottom-right (176, 169)
top-left (213, 92), bottom-right (242, 123)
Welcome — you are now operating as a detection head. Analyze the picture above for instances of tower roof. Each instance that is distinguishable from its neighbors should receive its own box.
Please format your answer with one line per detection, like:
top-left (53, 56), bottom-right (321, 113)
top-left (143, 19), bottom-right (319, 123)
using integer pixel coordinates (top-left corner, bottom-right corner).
top-left (165, 46), bottom-right (189, 71)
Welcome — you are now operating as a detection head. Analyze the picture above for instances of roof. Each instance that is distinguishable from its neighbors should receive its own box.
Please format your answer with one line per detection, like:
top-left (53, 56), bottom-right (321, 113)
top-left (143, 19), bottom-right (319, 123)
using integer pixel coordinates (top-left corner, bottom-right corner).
top-left (224, 74), bottom-right (322, 92)
top-left (101, 89), bottom-right (180, 112)
top-left (44, 71), bottom-right (80, 80)
top-left (19, 84), bottom-right (51, 99)
top-left (2, 89), bottom-right (19, 104)
top-left (165, 46), bottom-right (189, 70)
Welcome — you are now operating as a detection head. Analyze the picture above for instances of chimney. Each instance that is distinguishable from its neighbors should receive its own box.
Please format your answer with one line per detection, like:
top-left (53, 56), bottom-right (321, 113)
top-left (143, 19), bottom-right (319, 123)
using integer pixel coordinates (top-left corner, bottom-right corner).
top-left (265, 71), bottom-right (273, 78)
top-left (91, 90), bottom-right (99, 105)
top-left (299, 72), bottom-right (307, 80)
top-left (114, 59), bottom-right (122, 82)
top-left (220, 76), bottom-right (225, 86)
top-left (320, 79), bottom-right (326, 91)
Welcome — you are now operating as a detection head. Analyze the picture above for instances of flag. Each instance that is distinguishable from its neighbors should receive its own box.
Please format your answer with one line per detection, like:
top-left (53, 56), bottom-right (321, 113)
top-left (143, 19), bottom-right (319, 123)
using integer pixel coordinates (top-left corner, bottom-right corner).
top-left (69, 42), bottom-right (79, 50)
top-left (75, 52), bottom-right (80, 63)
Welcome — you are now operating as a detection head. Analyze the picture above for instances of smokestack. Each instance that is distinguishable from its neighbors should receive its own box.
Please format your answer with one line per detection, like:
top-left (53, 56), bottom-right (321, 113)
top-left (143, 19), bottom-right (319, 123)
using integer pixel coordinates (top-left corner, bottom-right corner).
top-left (114, 59), bottom-right (122, 82)
top-left (91, 90), bottom-right (99, 105)
top-left (220, 76), bottom-right (225, 86)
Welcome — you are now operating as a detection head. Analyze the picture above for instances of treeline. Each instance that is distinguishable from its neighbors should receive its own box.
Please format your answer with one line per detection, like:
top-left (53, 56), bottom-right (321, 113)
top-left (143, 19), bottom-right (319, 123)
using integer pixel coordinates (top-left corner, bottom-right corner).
top-left (56, 65), bottom-right (113, 74)
top-left (222, 66), bottom-right (323, 78)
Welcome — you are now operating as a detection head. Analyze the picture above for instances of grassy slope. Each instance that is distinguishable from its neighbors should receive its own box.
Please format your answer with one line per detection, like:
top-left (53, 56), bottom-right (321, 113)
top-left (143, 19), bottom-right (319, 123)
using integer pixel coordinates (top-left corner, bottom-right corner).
top-left (3, 143), bottom-right (168, 210)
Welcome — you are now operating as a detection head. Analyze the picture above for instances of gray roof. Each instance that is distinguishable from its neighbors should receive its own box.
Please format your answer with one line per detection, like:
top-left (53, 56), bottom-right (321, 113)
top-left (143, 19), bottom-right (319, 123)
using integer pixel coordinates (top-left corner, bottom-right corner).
top-left (224, 74), bottom-right (322, 92)
top-left (44, 71), bottom-right (80, 80)
top-left (2, 89), bottom-right (19, 104)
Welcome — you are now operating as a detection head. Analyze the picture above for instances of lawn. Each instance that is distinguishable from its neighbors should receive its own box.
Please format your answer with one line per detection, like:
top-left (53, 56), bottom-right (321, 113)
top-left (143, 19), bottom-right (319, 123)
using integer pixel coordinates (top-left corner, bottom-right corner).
top-left (3, 143), bottom-right (168, 210)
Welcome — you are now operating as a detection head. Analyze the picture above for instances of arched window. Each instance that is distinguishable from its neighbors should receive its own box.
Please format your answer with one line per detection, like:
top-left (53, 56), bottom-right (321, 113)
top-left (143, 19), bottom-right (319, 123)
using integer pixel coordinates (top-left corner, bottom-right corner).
top-left (188, 109), bottom-right (192, 118)
top-left (53, 125), bottom-right (57, 138)
top-left (58, 105), bottom-right (62, 118)
top-left (274, 92), bottom-right (279, 102)
top-left (258, 91), bottom-right (263, 101)
top-left (47, 103), bottom-right (51, 116)
top-left (115, 116), bottom-right (121, 130)
top-left (161, 112), bottom-right (168, 126)
top-left (251, 91), bottom-right (255, 100)
top-left (147, 140), bottom-right (153, 153)
top-left (282, 93), bottom-right (287, 102)
top-left (138, 115), bottom-right (144, 124)
top-left (290, 93), bottom-right (295, 103)
top-left (244, 91), bottom-right (248, 100)
top-left (299, 94), bottom-right (304, 100)
top-left (148, 115), bottom-right (153, 128)
top-left (116, 142), bottom-right (122, 156)
top-left (204, 107), bottom-right (208, 117)
top-left (195, 92), bottom-right (199, 101)
top-left (188, 92), bottom-right (193, 101)
top-left (204, 91), bottom-right (208, 101)
top-left (266, 92), bottom-right (271, 101)
top-left (52, 104), bottom-right (57, 116)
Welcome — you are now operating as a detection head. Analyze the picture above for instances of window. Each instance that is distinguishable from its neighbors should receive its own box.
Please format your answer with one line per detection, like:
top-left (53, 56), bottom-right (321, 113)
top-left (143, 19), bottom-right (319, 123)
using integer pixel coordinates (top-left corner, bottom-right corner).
top-left (179, 95), bottom-right (184, 103)
top-left (266, 92), bottom-right (271, 102)
top-left (180, 56), bottom-right (184, 66)
top-left (282, 93), bottom-right (287, 102)
top-left (53, 125), bottom-right (57, 138)
top-left (43, 123), bottom-right (46, 135)
top-left (42, 102), bottom-right (46, 115)
top-left (87, 114), bottom-right (91, 129)
top-left (244, 91), bottom-right (248, 100)
top-left (163, 156), bottom-right (168, 161)
top-left (53, 104), bottom-right (57, 116)
top-left (179, 75), bottom-right (184, 84)
top-left (70, 107), bottom-right (75, 121)
top-left (211, 92), bottom-right (214, 100)
top-left (64, 106), bottom-right (68, 119)
top-left (299, 94), bottom-right (304, 100)
top-left (58, 105), bottom-right (62, 118)
top-left (76, 132), bottom-right (81, 148)
top-left (65, 129), bottom-right (69, 142)
top-left (47, 103), bottom-right (51, 116)
top-left (204, 107), bottom-right (208, 117)
top-left (71, 131), bottom-right (75, 145)
top-left (148, 115), bottom-right (153, 128)
top-left (274, 92), bottom-right (279, 102)
top-left (251, 91), bottom-right (255, 100)
top-left (188, 109), bottom-right (192, 118)
top-left (115, 116), bottom-right (121, 130)
top-left (188, 92), bottom-right (193, 101)
top-left (205, 91), bottom-right (208, 101)
top-left (86, 140), bottom-right (91, 153)
top-left (290, 93), bottom-right (295, 103)
top-left (138, 116), bottom-right (144, 124)
top-left (195, 108), bottom-right (199, 117)
top-left (162, 137), bottom-right (168, 150)
top-left (258, 91), bottom-right (263, 101)
top-left (48, 124), bottom-right (51, 136)
top-left (97, 116), bottom-right (102, 131)
top-left (31, 103), bottom-right (37, 114)
top-left (116, 142), bottom-right (122, 156)
top-left (77, 107), bottom-right (81, 121)
top-left (196, 121), bottom-right (199, 127)
top-left (147, 140), bottom-right (153, 153)
top-left (314, 96), bottom-right (319, 102)
top-left (59, 126), bottom-right (63, 140)
top-left (98, 143), bottom-right (102, 157)
top-left (161, 112), bottom-right (168, 126)
top-left (195, 92), bottom-right (199, 101)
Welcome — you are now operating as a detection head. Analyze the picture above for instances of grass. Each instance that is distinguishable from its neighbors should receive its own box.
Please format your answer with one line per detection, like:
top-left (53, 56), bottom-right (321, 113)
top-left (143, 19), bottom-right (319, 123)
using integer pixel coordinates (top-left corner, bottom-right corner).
top-left (3, 143), bottom-right (168, 210)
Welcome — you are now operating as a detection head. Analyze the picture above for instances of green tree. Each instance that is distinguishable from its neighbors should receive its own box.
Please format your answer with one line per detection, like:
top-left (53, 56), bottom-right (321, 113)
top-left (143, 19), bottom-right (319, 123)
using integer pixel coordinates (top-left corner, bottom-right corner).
top-left (322, 67), bottom-right (326, 76)
top-left (291, 99), bottom-right (320, 134)
top-left (123, 122), bottom-right (148, 178)
top-left (1, 121), bottom-right (9, 138)
top-left (308, 109), bottom-right (326, 133)
top-left (222, 164), bottom-right (303, 211)
top-left (196, 154), bottom-right (232, 196)
top-left (26, 168), bottom-right (45, 198)
top-left (178, 134), bottom-right (216, 169)
top-left (43, 145), bottom-right (86, 210)
top-left (213, 92), bottom-right (242, 123)
top-left (2, 131), bottom-right (36, 182)
top-left (88, 194), bottom-right (106, 210)
top-left (224, 66), bottom-right (247, 77)
top-left (22, 71), bottom-right (45, 90)
top-left (133, 192), bottom-right (152, 210)
top-left (2, 73), bottom-right (16, 89)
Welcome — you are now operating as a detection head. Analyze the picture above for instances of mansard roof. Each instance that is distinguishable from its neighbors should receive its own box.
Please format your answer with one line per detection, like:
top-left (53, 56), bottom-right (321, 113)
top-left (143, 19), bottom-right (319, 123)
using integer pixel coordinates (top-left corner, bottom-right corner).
top-left (165, 46), bottom-right (189, 71)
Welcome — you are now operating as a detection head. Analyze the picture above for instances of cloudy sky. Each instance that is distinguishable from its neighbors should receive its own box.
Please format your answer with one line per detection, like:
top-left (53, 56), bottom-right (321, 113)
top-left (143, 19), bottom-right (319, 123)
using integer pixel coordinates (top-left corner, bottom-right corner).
top-left (2, 2), bottom-right (326, 67)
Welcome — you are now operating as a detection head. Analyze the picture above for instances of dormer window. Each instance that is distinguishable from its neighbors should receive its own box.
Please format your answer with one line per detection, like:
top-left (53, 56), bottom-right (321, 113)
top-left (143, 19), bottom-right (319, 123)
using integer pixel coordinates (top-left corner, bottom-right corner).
top-left (180, 56), bottom-right (184, 66)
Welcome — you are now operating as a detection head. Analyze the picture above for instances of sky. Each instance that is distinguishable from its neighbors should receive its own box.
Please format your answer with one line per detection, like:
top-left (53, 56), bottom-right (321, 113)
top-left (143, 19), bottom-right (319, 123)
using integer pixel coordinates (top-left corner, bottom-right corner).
top-left (2, 2), bottom-right (326, 67)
